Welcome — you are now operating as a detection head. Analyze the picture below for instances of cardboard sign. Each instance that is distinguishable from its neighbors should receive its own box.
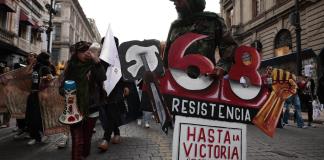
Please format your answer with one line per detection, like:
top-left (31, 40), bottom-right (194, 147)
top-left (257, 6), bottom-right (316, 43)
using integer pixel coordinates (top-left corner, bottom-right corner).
top-left (159, 35), bottom-right (269, 124)
top-left (39, 77), bottom-right (69, 135)
top-left (173, 116), bottom-right (246, 160)
top-left (119, 40), bottom-right (172, 133)
top-left (0, 66), bottom-right (32, 118)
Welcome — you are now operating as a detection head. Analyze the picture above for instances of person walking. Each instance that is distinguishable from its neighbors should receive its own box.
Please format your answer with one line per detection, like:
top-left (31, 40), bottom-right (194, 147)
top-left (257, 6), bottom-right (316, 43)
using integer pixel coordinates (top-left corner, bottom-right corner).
top-left (137, 80), bottom-right (153, 128)
top-left (60, 41), bottom-right (106, 160)
top-left (0, 67), bottom-right (11, 129)
top-left (317, 74), bottom-right (324, 104)
top-left (14, 53), bottom-right (36, 136)
top-left (25, 52), bottom-right (55, 145)
top-left (98, 37), bottom-right (130, 152)
top-left (283, 76), bottom-right (307, 128)
top-left (303, 76), bottom-right (316, 127)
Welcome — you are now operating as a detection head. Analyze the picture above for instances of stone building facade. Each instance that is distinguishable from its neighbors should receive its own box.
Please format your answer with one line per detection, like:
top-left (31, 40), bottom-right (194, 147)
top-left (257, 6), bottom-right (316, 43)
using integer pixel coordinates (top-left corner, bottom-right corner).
top-left (50, 0), bottom-right (101, 64)
top-left (220, 0), bottom-right (324, 77)
top-left (0, 0), bottom-right (47, 69)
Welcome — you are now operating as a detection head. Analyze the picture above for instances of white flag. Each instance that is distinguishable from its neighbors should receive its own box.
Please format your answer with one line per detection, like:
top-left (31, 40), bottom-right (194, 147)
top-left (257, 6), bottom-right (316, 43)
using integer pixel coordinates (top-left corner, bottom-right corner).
top-left (99, 24), bottom-right (122, 96)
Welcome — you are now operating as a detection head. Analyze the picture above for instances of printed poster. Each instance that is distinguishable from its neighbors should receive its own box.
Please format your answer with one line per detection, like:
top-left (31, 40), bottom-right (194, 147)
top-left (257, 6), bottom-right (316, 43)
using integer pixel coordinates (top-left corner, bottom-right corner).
top-left (172, 116), bottom-right (246, 160)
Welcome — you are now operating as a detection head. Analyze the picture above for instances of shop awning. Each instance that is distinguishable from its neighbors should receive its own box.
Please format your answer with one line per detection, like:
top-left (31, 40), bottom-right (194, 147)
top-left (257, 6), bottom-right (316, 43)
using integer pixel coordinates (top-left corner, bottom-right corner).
top-left (20, 11), bottom-right (34, 25)
top-left (261, 48), bottom-right (316, 68)
top-left (0, 0), bottom-right (15, 12)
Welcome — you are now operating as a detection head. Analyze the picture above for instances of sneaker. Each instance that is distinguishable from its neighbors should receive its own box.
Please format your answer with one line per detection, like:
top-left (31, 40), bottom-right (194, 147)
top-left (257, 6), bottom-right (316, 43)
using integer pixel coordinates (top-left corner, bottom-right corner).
top-left (298, 125), bottom-right (308, 129)
top-left (41, 136), bottom-right (49, 143)
top-left (0, 124), bottom-right (9, 128)
top-left (14, 131), bottom-right (27, 139)
top-left (24, 134), bottom-right (31, 139)
top-left (137, 119), bottom-right (142, 126)
top-left (56, 135), bottom-right (68, 148)
top-left (144, 122), bottom-right (150, 128)
top-left (12, 128), bottom-right (19, 132)
top-left (27, 139), bottom-right (37, 145)
top-left (308, 124), bottom-right (316, 128)
top-left (111, 135), bottom-right (121, 144)
top-left (98, 140), bottom-right (109, 152)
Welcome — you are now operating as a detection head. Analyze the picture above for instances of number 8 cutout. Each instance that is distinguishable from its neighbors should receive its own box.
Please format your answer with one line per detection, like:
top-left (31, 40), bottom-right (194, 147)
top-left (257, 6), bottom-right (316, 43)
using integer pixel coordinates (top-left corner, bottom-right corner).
top-left (228, 46), bottom-right (262, 100)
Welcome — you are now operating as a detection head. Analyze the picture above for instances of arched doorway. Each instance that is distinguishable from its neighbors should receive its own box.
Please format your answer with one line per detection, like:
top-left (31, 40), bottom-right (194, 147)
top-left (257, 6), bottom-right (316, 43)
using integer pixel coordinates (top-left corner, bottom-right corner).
top-left (274, 29), bottom-right (292, 57)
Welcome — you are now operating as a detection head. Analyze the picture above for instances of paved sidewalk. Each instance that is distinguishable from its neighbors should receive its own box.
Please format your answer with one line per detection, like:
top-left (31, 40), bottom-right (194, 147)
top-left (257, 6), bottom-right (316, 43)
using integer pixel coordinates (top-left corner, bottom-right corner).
top-left (0, 120), bottom-right (174, 160)
top-left (0, 117), bottom-right (323, 160)
top-left (301, 112), bottom-right (324, 124)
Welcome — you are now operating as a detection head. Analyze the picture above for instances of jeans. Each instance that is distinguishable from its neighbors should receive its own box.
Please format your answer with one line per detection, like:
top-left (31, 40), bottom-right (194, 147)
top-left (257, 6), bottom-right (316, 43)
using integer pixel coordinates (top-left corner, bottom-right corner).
top-left (143, 111), bottom-right (152, 123)
top-left (283, 94), bottom-right (304, 128)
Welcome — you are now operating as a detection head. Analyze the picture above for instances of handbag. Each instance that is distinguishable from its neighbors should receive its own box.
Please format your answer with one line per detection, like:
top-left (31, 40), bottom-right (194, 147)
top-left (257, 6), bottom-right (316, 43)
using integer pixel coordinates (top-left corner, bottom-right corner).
top-left (312, 98), bottom-right (322, 120)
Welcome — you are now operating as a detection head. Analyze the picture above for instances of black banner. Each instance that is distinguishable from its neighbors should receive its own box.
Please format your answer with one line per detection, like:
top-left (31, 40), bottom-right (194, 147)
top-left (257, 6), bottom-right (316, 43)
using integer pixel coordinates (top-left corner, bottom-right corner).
top-left (118, 40), bottom-right (164, 81)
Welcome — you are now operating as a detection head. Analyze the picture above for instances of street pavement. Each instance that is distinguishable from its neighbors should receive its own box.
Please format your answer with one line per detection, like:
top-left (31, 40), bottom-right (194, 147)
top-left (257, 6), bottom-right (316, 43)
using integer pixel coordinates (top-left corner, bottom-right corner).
top-left (0, 116), bottom-right (323, 160)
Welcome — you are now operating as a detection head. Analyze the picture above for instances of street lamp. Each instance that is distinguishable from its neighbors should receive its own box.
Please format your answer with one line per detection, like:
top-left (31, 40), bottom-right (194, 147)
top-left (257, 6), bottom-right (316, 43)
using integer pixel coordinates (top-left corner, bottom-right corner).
top-left (45, 0), bottom-right (57, 54)
top-left (291, 0), bottom-right (319, 76)
top-left (293, 0), bottom-right (302, 76)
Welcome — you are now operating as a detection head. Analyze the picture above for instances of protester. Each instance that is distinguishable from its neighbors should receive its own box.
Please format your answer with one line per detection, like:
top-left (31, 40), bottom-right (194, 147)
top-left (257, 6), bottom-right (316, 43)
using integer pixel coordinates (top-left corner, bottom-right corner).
top-left (317, 74), bottom-right (324, 104)
top-left (164, 0), bottom-right (238, 77)
top-left (301, 76), bottom-right (316, 127)
top-left (0, 67), bottom-right (11, 128)
top-left (261, 66), bottom-right (273, 91)
top-left (137, 80), bottom-right (153, 128)
top-left (59, 41), bottom-right (106, 160)
top-left (25, 52), bottom-right (55, 145)
top-left (98, 37), bottom-right (129, 152)
top-left (283, 76), bottom-right (307, 128)
top-left (124, 81), bottom-right (141, 124)
top-left (13, 53), bottom-right (36, 138)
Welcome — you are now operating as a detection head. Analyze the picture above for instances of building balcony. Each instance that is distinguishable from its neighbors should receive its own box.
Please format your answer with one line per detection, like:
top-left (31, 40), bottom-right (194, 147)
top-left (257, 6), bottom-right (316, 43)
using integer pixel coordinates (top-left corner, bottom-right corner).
top-left (0, 0), bottom-right (16, 12)
top-left (18, 38), bottom-right (30, 53)
top-left (0, 28), bottom-right (14, 45)
top-left (17, 37), bottom-right (43, 53)
top-left (31, 43), bottom-right (41, 53)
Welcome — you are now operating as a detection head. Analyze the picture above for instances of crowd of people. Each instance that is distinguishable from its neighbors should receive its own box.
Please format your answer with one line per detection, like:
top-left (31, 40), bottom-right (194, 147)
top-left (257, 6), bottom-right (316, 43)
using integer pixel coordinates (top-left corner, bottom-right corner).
top-left (0, 39), bottom-right (151, 160)
top-left (0, 0), bottom-right (323, 160)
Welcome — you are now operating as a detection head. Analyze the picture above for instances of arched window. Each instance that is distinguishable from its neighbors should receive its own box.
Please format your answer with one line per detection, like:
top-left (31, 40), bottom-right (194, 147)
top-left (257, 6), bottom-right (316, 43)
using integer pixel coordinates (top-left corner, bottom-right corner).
top-left (274, 29), bottom-right (292, 57)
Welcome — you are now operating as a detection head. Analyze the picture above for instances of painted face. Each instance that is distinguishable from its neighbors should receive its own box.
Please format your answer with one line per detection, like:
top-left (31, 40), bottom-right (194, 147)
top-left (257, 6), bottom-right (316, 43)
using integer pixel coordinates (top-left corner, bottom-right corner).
top-left (77, 50), bottom-right (92, 62)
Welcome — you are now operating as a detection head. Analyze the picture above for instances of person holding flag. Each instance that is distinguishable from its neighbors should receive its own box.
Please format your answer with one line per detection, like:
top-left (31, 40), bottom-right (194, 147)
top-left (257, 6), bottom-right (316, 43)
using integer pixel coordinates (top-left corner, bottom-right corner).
top-left (98, 26), bottom-right (130, 152)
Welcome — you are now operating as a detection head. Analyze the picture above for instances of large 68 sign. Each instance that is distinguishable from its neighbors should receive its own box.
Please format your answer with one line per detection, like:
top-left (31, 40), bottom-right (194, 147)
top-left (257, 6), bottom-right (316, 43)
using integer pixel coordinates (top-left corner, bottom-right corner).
top-left (168, 33), bottom-right (214, 91)
top-left (159, 32), bottom-right (268, 124)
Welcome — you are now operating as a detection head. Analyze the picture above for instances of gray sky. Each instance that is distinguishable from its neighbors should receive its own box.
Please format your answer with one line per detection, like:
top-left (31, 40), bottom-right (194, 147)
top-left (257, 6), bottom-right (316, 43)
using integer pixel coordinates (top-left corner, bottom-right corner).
top-left (79, 0), bottom-right (220, 43)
